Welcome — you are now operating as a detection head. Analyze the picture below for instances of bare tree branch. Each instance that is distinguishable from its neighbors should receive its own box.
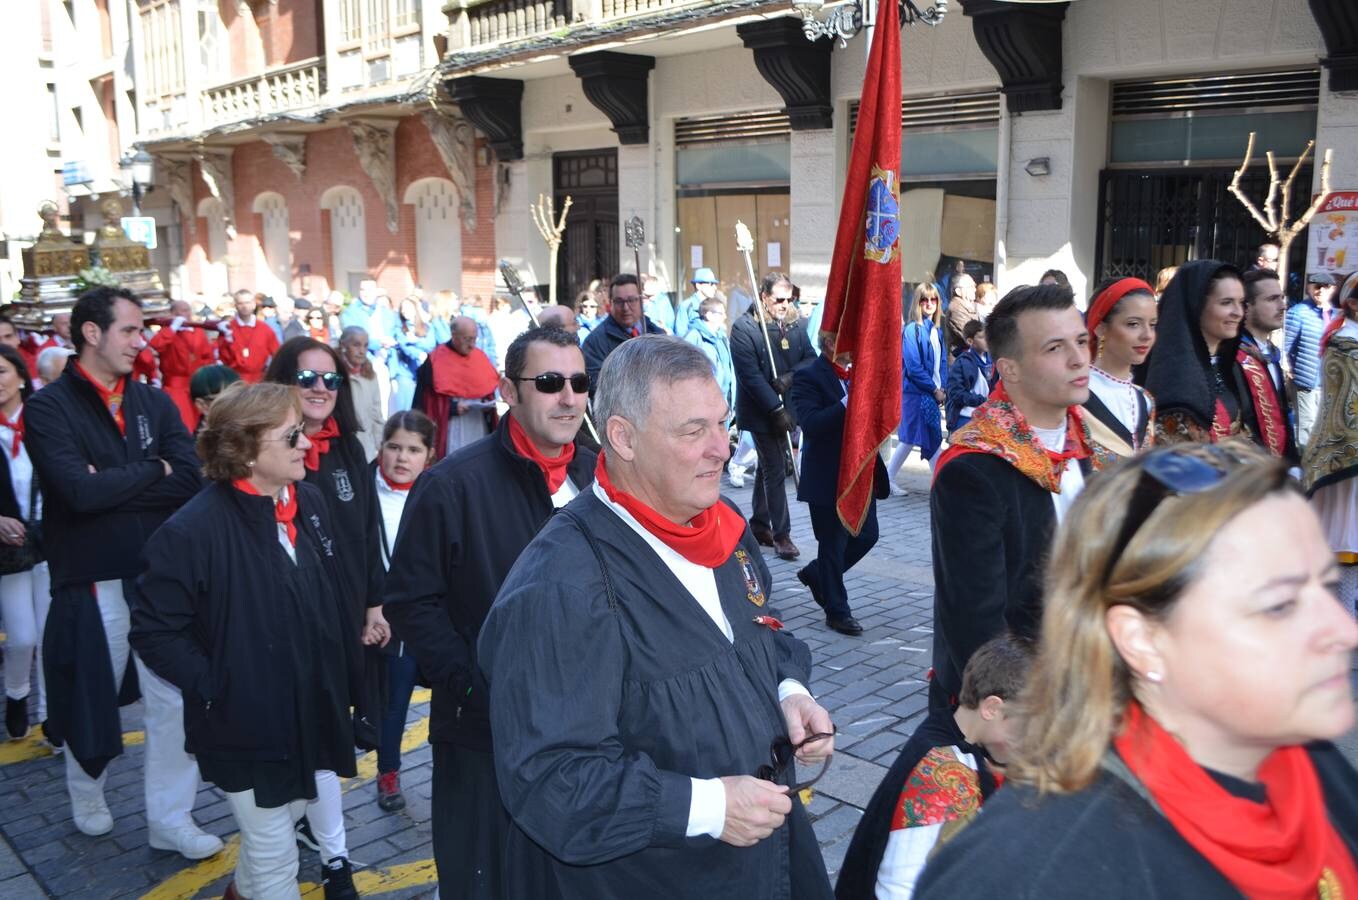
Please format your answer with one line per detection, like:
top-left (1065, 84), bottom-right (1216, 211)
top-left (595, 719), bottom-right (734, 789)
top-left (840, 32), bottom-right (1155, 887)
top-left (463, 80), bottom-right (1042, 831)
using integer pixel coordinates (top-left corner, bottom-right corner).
top-left (1228, 132), bottom-right (1277, 234)
top-left (1263, 151), bottom-right (1281, 232)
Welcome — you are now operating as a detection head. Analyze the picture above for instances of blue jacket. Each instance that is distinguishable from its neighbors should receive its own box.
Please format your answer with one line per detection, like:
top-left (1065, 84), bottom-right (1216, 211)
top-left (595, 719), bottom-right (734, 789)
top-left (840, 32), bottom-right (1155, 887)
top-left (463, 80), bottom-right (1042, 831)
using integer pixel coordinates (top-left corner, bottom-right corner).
top-left (684, 319), bottom-right (736, 410)
top-left (1285, 299), bottom-right (1327, 390)
top-left (945, 348), bottom-right (994, 430)
top-left (788, 354), bottom-right (887, 508)
top-left (902, 320), bottom-right (945, 396)
top-left (340, 299), bottom-right (398, 356)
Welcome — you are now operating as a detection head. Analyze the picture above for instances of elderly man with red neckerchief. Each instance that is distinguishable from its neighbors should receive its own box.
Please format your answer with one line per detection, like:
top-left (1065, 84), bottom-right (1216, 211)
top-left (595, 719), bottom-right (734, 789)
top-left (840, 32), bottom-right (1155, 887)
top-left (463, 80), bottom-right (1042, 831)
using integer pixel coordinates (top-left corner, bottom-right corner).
top-left (929, 283), bottom-right (1101, 715)
top-left (413, 315), bottom-right (500, 460)
top-left (478, 334), bottom-right (836, 899)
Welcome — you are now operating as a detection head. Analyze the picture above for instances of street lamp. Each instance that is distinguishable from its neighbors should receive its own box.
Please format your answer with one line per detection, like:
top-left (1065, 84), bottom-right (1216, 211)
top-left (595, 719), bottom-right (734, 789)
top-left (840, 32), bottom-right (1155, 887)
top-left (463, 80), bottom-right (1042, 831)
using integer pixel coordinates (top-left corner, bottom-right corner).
top-left (793, 0), bottom-right (948, 45)
top-left (120, 149), bottom-right (155, 215)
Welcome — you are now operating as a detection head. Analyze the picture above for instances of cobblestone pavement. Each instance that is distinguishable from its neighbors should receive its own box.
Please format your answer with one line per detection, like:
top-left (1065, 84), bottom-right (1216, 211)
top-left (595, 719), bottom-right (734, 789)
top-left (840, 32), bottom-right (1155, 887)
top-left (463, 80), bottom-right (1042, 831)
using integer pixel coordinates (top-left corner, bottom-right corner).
top-left (0, 455), bottom-right (1354, 897)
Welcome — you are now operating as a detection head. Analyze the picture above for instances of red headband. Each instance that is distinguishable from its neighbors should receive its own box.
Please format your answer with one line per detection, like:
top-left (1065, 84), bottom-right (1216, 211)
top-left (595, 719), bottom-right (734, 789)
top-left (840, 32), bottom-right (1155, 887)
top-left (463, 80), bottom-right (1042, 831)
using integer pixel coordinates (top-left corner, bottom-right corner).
top-left (1087, 277), bottom-right (1155, 335)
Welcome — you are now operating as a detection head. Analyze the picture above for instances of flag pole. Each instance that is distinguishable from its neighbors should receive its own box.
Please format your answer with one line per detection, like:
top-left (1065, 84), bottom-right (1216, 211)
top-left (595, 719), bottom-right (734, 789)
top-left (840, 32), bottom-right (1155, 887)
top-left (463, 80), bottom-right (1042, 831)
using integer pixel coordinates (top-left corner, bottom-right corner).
top-left (735, 221), bottom-right (798, 488)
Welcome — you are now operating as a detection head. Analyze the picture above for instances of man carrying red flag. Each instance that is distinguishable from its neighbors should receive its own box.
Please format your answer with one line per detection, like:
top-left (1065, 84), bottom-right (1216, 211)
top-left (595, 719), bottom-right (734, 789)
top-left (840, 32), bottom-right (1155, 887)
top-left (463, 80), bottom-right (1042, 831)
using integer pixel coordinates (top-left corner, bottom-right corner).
top-left (413, 316), bottom-right (500, 460)
top-left (149, 299), bottom-right (214, 432)
top-left (928, 284), bottom-right (1096, 712)
top-left (817, 0), bottom-right (903, 538)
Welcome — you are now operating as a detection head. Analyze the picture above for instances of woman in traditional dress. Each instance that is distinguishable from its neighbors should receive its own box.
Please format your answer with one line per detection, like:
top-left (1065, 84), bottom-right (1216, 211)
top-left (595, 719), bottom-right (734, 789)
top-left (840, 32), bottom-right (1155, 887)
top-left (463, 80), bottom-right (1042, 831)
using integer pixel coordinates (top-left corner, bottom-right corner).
top-left (1145, 261), bottom-right (1253, 444)
top-left (886, 283), bottom-right (947, 494)
top-left (1303, 271), bottom-right (1358, 614)
top-left (918, 442), bottom-right (1358, 898)
top-left (1083, 277), bottom-right (1157, 465)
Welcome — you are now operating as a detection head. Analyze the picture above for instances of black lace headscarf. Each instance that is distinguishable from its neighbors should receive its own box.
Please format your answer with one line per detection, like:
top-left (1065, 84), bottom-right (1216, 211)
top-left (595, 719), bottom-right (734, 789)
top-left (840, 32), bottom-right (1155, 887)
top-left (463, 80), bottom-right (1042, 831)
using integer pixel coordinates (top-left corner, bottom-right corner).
top-left (1144, 260), bottom-right (1245, 428)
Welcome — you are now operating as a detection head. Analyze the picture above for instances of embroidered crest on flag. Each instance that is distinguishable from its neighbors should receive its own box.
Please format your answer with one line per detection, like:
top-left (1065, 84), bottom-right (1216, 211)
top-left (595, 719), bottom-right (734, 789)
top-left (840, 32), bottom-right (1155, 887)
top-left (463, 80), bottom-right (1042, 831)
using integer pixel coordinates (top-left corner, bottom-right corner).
top-left (863, 165), bottom-right (900, 264)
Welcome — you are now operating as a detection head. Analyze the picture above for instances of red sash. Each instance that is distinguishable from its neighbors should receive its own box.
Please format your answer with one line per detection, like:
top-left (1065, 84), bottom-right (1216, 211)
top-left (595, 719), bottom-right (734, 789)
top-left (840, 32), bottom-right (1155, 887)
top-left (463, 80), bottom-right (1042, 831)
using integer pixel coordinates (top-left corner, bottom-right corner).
top-left (430, 344), bottom-right (499, 399)
top-left (1236, 349), bottom-right (1288, 457)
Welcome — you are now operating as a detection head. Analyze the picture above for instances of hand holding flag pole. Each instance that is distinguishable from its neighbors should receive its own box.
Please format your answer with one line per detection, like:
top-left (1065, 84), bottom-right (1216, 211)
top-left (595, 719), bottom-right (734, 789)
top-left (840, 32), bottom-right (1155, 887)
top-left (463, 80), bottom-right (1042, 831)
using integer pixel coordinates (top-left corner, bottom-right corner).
top-left (735, 220), bottom-right (798, 488)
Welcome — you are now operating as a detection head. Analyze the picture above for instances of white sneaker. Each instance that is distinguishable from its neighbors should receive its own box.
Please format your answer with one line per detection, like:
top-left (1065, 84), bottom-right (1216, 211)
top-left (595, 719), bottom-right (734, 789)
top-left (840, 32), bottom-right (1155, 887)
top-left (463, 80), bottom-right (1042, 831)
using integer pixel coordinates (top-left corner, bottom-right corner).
top-left (889, 482), bottom-right (907, 497)
top-left (71, 795), bottom-right (113, 836)
top-left (149, 823), bottom-right (225, 860)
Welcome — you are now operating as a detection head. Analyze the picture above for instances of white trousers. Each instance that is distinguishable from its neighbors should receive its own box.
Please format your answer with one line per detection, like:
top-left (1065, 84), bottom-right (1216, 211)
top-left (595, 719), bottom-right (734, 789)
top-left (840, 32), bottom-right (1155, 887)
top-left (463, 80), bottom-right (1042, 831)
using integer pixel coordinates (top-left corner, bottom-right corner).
top-left (2, 562), bottom-right (51, 718)
top-left (307, 770), bottom-right (349, 863)
top-left (225, 790), bottom-right (307, 900)
top-left (64, 580), bottom-right (202, 830)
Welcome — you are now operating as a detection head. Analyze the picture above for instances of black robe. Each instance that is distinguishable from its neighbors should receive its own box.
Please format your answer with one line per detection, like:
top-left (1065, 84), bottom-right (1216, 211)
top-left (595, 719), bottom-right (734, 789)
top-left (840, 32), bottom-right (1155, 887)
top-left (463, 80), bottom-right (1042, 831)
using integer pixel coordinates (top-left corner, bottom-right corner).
top-left (835, 708), bottom-right (997, 899)
top-left (477, 490), bottom-right (832, 899)
top-left (916, 742), bottom-right (1358, 899)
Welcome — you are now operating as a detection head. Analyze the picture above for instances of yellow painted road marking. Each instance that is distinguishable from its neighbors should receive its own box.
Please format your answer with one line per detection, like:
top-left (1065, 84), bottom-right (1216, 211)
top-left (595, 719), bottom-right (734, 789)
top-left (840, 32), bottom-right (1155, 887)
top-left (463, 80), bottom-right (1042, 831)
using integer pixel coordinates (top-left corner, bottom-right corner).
top-left (0, 730), bottom-right (144, 766)
top-left (139, 837), bottom-right (240, 900)
top-left (298, 858), bottom-right (439, 896)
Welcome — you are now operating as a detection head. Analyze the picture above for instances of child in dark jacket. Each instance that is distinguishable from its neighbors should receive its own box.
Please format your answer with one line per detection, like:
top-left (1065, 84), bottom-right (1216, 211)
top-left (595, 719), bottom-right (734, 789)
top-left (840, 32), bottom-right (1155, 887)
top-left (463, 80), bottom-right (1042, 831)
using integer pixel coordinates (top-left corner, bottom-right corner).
top-left (945, 320), bottom-right (994, 431)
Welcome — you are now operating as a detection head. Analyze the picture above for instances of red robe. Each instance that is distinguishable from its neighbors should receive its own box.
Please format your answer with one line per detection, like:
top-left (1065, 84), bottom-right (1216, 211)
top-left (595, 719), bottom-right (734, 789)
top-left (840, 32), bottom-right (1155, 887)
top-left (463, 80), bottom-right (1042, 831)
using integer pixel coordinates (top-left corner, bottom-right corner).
top-left (217, 318), bottom-right (280, 383)
top-left (419, 344), bottom-right (501, 460)
top-left (150, 325), bottom-right (213, 432)
top-left (20, 333), bottom-right (68, 382)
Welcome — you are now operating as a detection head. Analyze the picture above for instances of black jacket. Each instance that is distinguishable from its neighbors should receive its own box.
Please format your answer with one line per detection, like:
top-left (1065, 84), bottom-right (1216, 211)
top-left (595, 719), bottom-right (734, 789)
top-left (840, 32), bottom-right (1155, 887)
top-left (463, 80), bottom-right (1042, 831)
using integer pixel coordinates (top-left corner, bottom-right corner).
top-left (788, 355), bottom-right (888, 508)
top-left (929, 452), bottom-right (1090, 709)
top-left (305, 432), bottom-right (382, 618)
top-left (917, 742), bottom-right (1358, 899)
top-left (131, 481), bottom-right (361, 762)
top-left (382, 416), bottom-right (597, 750)
top-left (25, 357), bottom-right (203, 586)
top-left (731, 310), bottom-right (816, 433)
top-left (581, 314), bottom-right (664, 396)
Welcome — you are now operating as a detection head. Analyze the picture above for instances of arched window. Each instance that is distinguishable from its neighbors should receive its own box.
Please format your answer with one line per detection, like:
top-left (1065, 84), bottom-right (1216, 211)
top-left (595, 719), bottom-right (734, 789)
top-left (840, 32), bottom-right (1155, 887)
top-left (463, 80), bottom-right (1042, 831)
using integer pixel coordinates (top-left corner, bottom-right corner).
top-left (320, 185), bottom-right (368, 295)
top-left (197, 196), bottom-right (229, 298)
top-left (403, 177), bottom-right (462, 294)
top-left (252, 191), bottom-right (290, 300)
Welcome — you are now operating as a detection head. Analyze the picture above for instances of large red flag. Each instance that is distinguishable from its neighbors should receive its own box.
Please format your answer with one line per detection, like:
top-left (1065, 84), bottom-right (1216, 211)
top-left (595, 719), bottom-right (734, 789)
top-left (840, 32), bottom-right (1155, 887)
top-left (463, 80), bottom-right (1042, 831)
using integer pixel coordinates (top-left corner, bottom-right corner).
top-left (818, 1), bottom-right (903, 535)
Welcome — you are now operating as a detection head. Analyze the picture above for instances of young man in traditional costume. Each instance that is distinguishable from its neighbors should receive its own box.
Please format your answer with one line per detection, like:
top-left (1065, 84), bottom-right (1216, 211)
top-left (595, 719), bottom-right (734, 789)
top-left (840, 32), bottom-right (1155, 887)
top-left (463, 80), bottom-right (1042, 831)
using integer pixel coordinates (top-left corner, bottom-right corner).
top-left (929, 283), bottom-right (1095, 712)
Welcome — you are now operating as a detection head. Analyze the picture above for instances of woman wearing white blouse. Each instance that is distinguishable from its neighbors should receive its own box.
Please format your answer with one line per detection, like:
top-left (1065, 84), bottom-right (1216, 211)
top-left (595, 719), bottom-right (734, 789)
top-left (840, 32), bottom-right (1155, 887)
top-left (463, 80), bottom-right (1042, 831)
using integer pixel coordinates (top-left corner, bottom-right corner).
top-left (1084, 278), bottom-right (1158, 466)
top-left (0, 344), bottom-right (49, 740)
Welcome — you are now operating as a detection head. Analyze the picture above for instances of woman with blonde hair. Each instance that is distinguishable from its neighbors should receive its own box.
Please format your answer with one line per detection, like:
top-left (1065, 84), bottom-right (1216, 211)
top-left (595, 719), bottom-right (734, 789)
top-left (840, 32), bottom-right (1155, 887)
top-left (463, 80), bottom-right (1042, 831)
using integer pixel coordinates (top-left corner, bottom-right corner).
top-left (886, 283), bottom-right (947, 494)
top-left (918, 442), bottom-right (1358, 898)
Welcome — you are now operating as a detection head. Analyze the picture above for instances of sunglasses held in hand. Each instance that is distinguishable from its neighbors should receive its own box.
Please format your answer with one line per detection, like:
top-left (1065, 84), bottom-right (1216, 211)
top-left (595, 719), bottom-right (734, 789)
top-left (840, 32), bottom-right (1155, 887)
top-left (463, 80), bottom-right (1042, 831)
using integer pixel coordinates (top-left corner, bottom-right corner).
top-left (756, 728), bottom-right (836, 792)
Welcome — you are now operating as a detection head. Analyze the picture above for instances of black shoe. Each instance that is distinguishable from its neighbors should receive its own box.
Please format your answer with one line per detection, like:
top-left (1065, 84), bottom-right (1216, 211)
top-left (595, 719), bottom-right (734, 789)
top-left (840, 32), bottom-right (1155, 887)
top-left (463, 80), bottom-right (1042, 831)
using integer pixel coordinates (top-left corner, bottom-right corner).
top-left (751, 525), bottom-right (775, 547)
top-left (826, 615), bottom-right (864, 636)
top-left (6, 695), bottom-right (28, 739)
top-left (797, 566), bottom-right (826, 610)
top-left (322, 856), bottom-right (358, 900)
top-left (295, 815), bottom-right (319, 852)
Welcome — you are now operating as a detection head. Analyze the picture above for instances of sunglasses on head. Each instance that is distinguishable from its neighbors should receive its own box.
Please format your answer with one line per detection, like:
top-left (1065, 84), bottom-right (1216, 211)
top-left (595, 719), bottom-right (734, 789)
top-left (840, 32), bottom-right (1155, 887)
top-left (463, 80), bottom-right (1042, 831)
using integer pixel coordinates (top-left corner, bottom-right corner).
top-left (1100, 445), bottom-right (1278, 585)
top-left (512, 372), bottom-right (589, 394)
top-left (296, 369), bottom-right (342, 391)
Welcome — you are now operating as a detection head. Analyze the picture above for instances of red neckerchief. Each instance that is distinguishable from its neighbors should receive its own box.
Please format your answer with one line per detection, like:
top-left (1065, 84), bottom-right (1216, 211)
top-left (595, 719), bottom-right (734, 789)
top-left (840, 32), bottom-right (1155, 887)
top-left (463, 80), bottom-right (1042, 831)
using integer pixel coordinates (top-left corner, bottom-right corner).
top-left (595, 450), bottom-right (745, 569)
top-left (0, 405), bottom-right (22, 458)
top-left (379, 470), bottom-right (414, 492)
top-left (507, 414), bottom-right (575, 494)
top-left (933, 382), bottom-right (1095, 492)
top-left (303, 417), bottom-right (340, 472)
top-left (75, 362), bottom-right (127, 435)
top-left (1116, 701), bottom-right (1358, 899)
top-left (233, 479), bottom-right (298, 546)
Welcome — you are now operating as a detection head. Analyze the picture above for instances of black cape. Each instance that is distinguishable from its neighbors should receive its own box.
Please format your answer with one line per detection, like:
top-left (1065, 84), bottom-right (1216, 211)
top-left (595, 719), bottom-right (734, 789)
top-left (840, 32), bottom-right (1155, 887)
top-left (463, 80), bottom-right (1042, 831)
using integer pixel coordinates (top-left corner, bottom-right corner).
top-left (1144, 260), bottom-right (1248, 432)
top-left (478, 490), bottom-right (832, 899)
top-left (835, 708), bottom-right (997, 899)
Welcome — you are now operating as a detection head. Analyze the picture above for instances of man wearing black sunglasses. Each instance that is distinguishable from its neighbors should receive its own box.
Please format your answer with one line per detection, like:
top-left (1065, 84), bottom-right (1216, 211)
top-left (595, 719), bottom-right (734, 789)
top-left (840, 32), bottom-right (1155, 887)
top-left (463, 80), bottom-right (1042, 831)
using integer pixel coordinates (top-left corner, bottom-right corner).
top-left (384, 325), bottom-right (597, 900)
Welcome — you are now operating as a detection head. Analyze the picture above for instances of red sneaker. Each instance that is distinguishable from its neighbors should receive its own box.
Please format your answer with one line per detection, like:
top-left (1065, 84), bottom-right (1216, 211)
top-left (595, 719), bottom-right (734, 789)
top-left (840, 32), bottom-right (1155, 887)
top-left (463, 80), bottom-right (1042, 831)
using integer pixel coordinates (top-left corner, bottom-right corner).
top-left (377, 770), bottom-right (405, 812)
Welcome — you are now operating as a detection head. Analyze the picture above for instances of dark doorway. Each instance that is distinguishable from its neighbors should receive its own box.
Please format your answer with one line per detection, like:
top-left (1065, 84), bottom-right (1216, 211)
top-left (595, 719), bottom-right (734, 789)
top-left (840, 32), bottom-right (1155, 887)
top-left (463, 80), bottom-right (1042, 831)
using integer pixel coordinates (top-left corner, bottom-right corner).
top-left (553, 149), bottom-right (618, 304)
top-left (1095, 165), bottom-right (1313, 294)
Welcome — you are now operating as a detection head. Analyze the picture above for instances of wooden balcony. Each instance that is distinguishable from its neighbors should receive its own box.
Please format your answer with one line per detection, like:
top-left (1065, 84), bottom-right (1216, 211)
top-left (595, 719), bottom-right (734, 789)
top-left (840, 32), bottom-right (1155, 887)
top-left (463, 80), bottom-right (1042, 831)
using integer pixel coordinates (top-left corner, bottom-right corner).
top-left (201, 58), bottom-right (325, 130)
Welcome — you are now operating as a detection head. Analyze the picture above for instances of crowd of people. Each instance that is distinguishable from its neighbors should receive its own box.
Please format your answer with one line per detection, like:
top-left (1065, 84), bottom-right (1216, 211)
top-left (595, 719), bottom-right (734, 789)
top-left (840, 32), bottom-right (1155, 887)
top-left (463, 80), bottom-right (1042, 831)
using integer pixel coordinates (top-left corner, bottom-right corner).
top-left (0, 235), bottom-right (1354, 898)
